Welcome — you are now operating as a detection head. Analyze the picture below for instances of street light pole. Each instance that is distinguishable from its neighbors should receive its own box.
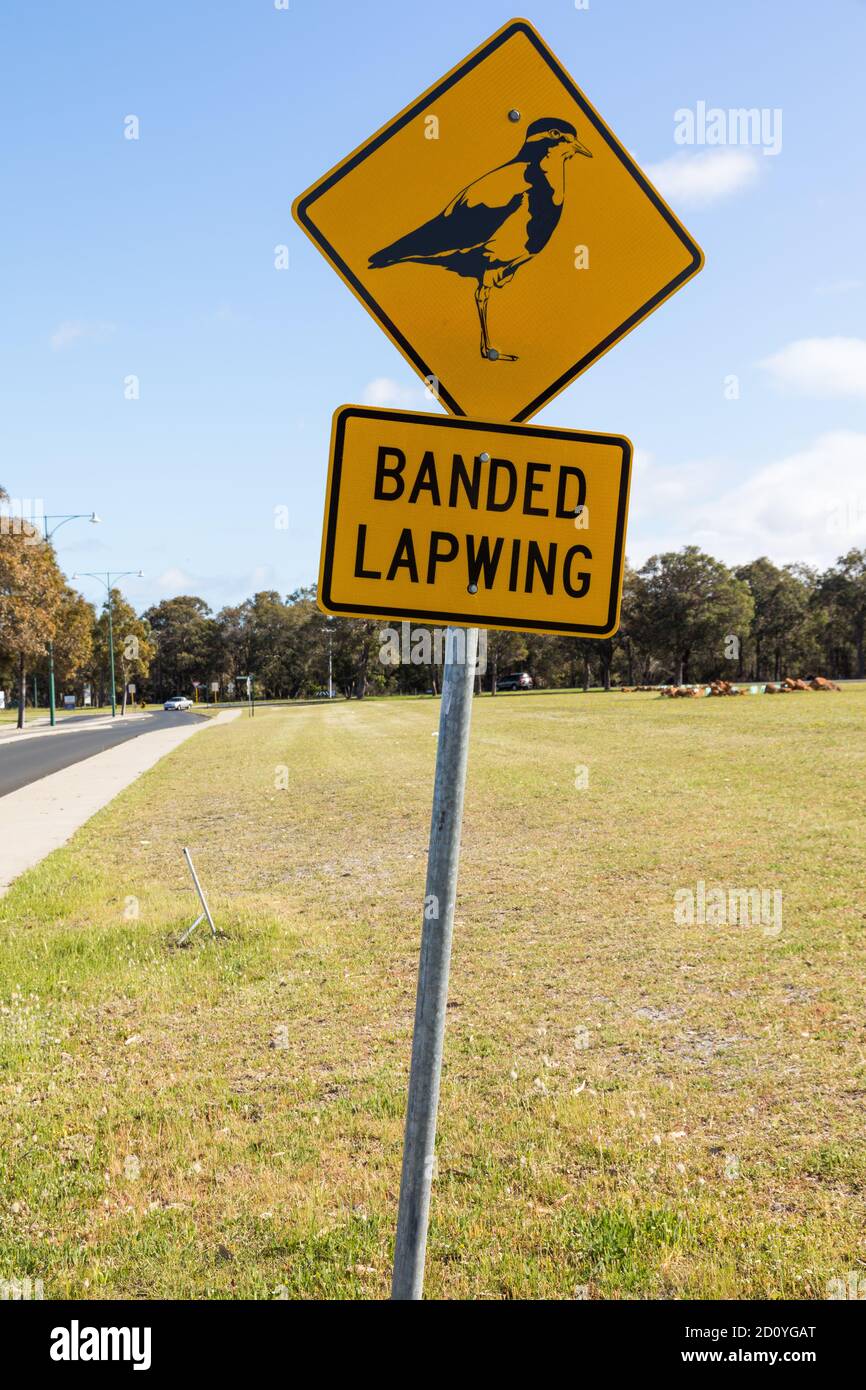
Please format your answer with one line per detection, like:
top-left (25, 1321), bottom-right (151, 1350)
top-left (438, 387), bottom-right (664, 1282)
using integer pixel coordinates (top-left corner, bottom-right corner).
top-left (43, 511), bottom-right (100, 725)
top-left (72, 569), bottom-right (143, 717)
top-left (107, 590), bottom-right (117, 717)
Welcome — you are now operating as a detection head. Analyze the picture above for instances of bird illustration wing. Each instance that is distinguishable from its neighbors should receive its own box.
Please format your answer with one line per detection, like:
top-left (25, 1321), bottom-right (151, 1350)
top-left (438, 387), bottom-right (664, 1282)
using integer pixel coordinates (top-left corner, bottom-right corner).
top-left (369, 162), bottom-right (528, 267)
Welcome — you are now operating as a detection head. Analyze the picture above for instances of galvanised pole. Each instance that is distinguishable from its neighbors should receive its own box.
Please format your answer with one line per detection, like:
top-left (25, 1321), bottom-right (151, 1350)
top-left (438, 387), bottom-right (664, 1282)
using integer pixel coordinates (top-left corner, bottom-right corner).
top-left (43, 515), bottom-right (57, 726)
top-left (391, 625), bottom-right (479, 1300)
top-left (107, 588), bottom-right (117, 718)
top-left (74, 569), bottom-right (140, 718)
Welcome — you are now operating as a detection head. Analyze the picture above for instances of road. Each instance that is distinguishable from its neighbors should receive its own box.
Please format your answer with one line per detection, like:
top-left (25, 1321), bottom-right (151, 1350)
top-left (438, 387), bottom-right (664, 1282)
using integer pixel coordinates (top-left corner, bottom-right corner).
top-left (0, 711), bottom-right (206, 796)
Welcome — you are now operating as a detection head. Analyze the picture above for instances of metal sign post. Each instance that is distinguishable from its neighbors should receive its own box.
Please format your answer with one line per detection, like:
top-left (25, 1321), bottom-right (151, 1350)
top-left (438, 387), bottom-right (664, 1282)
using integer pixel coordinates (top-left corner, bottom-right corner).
top-left (392, 625), bottom-right (478, 1300)
top-left (176, 847), bottom-right (218, 946)
top-left (237, 675), bottom-right (254, 717)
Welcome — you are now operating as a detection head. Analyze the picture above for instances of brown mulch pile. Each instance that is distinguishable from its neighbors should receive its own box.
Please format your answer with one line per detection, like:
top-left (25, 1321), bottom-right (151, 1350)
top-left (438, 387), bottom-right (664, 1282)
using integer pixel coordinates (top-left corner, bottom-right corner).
top-left (660, 685), bottom-right (707, 698)
top-left (660, 675), bottom-right (841, 698)
top-left (766, 676), bottom-right (841, 693)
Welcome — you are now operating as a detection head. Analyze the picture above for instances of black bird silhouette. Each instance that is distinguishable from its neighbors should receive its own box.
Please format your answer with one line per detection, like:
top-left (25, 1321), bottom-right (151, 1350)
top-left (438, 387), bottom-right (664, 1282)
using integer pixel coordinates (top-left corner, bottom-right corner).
top-left (368, 117), bottom-right (592, 362)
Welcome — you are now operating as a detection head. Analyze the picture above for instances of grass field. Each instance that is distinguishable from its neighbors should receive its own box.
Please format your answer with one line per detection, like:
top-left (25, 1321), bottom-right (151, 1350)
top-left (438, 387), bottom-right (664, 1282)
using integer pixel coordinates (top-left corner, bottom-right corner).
top-left (1, 687), bottom-right (865, 1300)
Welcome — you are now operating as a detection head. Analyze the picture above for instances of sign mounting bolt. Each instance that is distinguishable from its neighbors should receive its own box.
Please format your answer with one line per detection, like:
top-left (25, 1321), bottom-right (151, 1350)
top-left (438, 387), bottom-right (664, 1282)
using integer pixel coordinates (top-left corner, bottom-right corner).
top-left (468, 584), bottom-right (478, 594)
top-left (479, 452), bottom-right (490, 462)
top-left (508, 109), bottom-right (521, 122)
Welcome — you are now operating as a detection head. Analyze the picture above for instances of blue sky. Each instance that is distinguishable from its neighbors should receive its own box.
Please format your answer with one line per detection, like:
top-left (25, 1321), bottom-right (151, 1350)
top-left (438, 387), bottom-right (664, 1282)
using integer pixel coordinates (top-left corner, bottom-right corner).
top-left (2, 0), bottom-right (865, 614)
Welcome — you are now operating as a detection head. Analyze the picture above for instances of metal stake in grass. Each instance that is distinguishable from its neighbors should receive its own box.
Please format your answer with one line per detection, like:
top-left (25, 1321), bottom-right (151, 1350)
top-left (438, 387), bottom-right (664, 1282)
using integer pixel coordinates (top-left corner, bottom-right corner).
top-left (176, 847), bottom-right (218, 945)
top-left (392, 625), bottom-right (479, 1301)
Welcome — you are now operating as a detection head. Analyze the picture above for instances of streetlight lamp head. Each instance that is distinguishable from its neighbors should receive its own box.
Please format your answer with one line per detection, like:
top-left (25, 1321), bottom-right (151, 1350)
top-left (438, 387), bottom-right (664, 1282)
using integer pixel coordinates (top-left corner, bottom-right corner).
top-left (136, 570), bottom-right (144, 579)
top-left (71, 572), bottom-right (78, 581)
top-left (90, 512), bottom-right (101, 524)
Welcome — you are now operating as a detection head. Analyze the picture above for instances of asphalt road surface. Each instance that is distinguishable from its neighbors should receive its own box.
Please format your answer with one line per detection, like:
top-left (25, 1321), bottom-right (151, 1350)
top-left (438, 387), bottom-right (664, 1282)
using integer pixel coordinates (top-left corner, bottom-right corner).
top-left (0, 711), bottom-right (205, 797)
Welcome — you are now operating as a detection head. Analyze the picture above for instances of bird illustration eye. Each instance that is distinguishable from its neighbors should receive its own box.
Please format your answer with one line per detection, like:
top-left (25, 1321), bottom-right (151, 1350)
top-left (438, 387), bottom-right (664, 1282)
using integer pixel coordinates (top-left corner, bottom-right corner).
top-left (551, 129), bottom-right (562, 138)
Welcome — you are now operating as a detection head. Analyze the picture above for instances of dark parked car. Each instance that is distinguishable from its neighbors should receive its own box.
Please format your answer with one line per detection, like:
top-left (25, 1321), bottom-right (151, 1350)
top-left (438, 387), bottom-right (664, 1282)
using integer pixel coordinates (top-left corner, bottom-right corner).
top-left (495, 671), bottom-right (533, 692)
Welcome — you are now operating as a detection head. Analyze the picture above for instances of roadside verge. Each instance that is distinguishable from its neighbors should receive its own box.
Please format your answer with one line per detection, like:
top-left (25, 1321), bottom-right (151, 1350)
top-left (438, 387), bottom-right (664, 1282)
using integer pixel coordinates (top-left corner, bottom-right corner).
top-left (0, 710), bottom-right (241, 894)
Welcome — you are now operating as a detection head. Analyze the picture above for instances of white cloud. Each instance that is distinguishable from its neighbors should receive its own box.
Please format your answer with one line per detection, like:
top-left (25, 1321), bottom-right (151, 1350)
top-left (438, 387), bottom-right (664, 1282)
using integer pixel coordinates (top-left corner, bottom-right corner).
top-left (628, 431), bottom-right (866, 568)
top-left (156, 567), bottom-right (196, 592)
top-left (361, 375), bottom-right (431, 409)
top-left (704, 431), bottom-right (866, 559)
top-left (153, 563), bottom-right (276, 605)
top-left (50, 320), bottom-right (116, 351)
top-left (627, 456), bottom-right (722, 546)
top-left (644, 149), bottom-right (760, 206)
top-left (759, 337), bottom-right (866, 399)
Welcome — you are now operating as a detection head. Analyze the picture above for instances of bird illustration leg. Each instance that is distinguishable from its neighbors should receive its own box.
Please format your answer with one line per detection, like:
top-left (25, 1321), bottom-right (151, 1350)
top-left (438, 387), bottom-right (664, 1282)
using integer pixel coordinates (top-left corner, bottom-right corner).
top-left (475, 285), bottom-right (494, 358)
top-left (476, 278), bottom-right (517, 362)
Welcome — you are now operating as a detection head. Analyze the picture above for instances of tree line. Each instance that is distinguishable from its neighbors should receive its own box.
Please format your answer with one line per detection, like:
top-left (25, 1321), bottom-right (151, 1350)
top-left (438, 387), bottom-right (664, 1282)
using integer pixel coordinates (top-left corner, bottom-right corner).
top-left (2, 492), bottom-right (865, 718)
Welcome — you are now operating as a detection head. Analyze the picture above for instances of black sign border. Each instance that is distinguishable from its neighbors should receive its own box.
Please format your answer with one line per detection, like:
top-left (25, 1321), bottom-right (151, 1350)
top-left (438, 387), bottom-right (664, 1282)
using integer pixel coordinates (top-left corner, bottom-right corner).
top-left (293, 18), bottom-right (703, 424)
top-left (320, 406), bottom-right (631, 637)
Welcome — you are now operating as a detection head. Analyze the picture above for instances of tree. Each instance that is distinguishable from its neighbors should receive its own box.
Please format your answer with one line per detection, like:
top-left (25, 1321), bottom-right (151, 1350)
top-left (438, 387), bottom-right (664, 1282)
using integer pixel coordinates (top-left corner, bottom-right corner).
top-left (331, 617), bottom-right (382, 698)
top-left (212, 602), bottom-right (252, 695)
top-left (635, 547), bottom-right (754, 685)
top-left (143, 596), bottom-right (216, 699)
top-left (820, 550), bottom-right (866, 679)
top-left (735, 558), bottom-right (817, 680)
top-left (0, 520), bottom-right (65, 727)
top-left (521, 632), bottom-right (568, 689)
top-left (245, 591), bottom-right (309, 697)
top-left (91, 591), bottom-right (155, 713)
top-left (596, 636), bottom-right (615, 691)
top-left (48, 588), bottom-right (95, 693)
top-left (615, 563), bottom-right (641, 685)
top-left (486, 628), bottom-right (528, 693)
top-left (570, 638), bottom-right (599, 690)
top-left (3, 529), bottom-right (855, 712)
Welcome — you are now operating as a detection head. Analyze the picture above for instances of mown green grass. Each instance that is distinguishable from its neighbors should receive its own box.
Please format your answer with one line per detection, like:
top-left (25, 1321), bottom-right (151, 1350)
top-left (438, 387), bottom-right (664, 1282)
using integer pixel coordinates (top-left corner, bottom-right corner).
top-left (1, 687), bottom-right (864, 1299)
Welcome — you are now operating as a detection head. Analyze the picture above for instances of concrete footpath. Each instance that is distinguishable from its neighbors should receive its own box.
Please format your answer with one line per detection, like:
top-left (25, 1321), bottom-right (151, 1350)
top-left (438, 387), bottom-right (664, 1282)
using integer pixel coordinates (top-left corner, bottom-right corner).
top-left (0, 710), bottom-right (241, 895)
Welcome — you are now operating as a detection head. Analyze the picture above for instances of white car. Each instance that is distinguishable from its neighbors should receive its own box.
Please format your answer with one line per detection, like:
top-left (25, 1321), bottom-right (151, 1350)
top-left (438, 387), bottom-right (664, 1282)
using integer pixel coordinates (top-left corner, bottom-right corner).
top-left (164, 696), bottom-right (193, 711)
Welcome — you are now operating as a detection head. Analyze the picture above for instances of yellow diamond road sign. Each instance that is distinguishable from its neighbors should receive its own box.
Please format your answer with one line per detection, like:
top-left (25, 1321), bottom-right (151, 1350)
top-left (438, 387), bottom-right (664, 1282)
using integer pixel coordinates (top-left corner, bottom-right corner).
top-left (318, 406), bottom-right (632, 638)
top-left (293, 18), bottom-right (703, 424)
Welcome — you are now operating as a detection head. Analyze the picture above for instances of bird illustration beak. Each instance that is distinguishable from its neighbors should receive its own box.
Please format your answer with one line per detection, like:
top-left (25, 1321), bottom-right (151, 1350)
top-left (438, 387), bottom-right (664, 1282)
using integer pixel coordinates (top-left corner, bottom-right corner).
top-left (571, 135), bottom-right (592, 158)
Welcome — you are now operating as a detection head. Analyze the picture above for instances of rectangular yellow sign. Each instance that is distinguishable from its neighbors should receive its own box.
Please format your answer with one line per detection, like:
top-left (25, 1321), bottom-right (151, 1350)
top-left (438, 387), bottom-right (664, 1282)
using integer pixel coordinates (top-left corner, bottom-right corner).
top-left (318, 407), bottom-right (631, 638)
